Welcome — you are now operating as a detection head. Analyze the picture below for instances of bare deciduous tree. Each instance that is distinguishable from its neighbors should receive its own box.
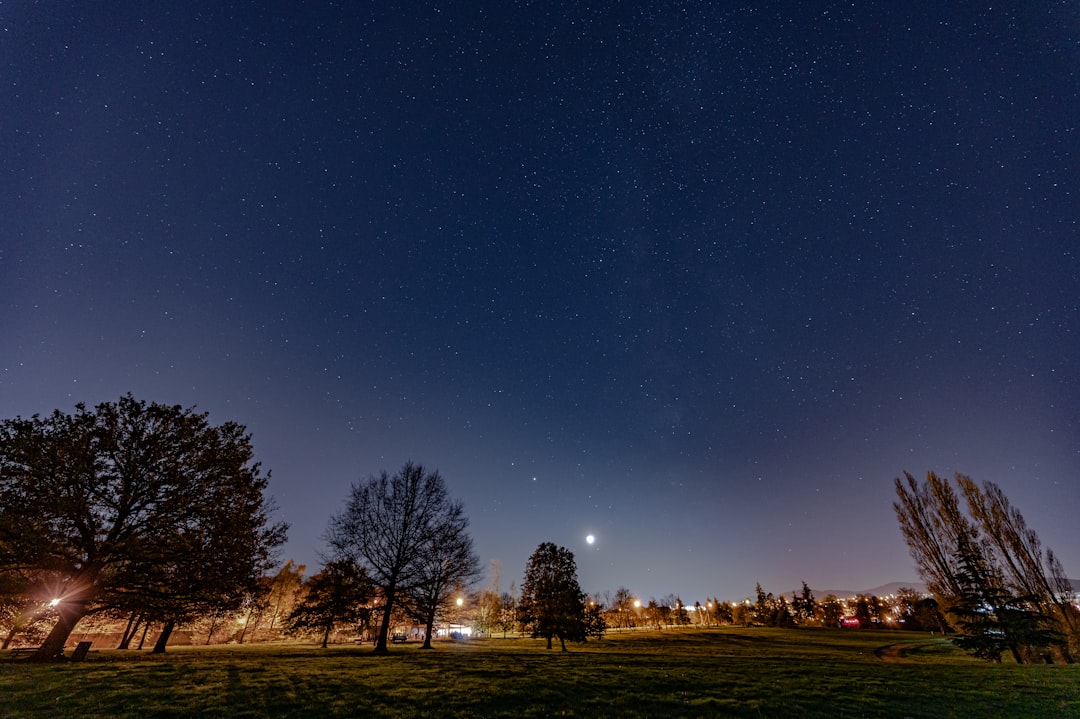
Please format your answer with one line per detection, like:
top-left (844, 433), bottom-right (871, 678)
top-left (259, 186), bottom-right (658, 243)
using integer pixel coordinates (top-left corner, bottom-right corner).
top-left (327, 462), bottom-right (476, 654)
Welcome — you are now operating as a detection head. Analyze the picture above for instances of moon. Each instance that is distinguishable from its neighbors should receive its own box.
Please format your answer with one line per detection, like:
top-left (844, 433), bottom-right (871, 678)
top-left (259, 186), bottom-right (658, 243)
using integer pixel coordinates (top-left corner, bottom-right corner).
top-left (585, 534), bottom-right (595, 545)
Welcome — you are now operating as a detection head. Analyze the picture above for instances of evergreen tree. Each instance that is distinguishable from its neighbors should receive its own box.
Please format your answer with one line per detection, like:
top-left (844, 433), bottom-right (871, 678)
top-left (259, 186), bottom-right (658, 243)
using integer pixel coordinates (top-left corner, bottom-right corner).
top-left (517, 543), bottom-right (590, 650)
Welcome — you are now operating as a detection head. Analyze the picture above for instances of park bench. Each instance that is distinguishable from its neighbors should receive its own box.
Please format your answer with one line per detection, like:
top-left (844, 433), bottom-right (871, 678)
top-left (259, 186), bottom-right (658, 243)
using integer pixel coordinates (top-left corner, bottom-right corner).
top-left (6, 641), bottom-right (91, 661)
top-left (391, 634), bottom-right (408, 643)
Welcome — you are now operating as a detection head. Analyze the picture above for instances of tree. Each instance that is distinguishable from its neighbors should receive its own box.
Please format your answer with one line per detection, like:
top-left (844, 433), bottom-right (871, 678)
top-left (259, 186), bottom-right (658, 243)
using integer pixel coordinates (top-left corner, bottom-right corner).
top-left (714, 600), bottom-right (734, 625)
top-left (894, 471), bottom-right (1076, 662)
top-left (402, 500), bottom-right (481, 648)
top-left (498, 585), bottom-right (518, 637)
top-left (751, 583), bottom-right (775, 625)
top-left (731, 601), bottom-right (752, 627)
top-left (584, 598), bottom-right (607, 639)
top-left (0, 396), bottom-right (287, 661)
top-left (610, 587), bottom-right (636, 629)
top-left (517, 542), bottom-right (590, 651)
top-left (820, 595), bottom-right (843, 627)
top-left (792, 582), bottom-right (817, 625)
top-left (957, 477), bottom-right (1078, 660)
top-left (327, 462), bottom-right (475, 654)
top-left (287, 560), bottom-right (374, 647)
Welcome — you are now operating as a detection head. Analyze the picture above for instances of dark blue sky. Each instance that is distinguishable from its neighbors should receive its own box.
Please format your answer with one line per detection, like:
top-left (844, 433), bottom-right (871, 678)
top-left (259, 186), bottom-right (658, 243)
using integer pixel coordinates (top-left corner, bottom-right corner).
top-left (3, 1), bottom-right (1077, 602)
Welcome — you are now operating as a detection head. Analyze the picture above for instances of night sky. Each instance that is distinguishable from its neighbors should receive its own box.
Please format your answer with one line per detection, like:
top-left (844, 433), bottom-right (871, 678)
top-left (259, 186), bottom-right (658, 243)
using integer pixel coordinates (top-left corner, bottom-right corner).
top-left (3, 2), bottom-right (1078, 604)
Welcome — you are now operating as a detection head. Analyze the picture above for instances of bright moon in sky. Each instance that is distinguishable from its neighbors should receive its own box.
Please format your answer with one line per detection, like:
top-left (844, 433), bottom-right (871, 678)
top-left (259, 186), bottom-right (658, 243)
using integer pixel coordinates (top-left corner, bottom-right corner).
top-left (585, 534), bottom-right (595, 545)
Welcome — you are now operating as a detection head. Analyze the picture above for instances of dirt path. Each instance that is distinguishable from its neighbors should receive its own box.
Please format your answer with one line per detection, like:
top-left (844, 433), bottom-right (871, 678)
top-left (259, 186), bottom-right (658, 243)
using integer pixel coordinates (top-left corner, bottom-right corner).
top-left (874, 643), bottom-right (918, 662)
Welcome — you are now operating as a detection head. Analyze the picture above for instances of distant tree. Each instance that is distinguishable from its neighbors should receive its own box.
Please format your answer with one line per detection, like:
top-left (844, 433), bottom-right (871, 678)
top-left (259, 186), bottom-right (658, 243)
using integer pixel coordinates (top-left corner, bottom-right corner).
top-left (671, 596), bottom-right (690, 626)
top-left (792, 582), bottom-right (818, 625)
top-left (327, 462), bottom-right (474, 655)
top-left (820, 595), bottom-right (843, 627)
top-left (584, 598), bottom-right (607, 639)
top-left (894, 471), bottom-right (1076, 662)
top-left (262, 561), bottom-right (307, 635)
top-left (913, 597), bottom-right (949, 634)
top-left (731, 602), bottom-right (752, 627)
top-left (498, 588), bottom-right (518, 637)
top-left (771, 595), bottom-right (796, 628)
top-left (517, 543), bottom-right (590, 651)
top-left (853, 596), bottom-right (873, 628)
top-left (287, 560), bottom-right (374, 647)
top-left (751, 583), bottom-right (775, 625)
top-left (644, 599), bottom-right (664, 630)
top-left (475, 589), bottom-right (501, 635)
top-left (714, 601), bottom-right (734, 625)
top-left (0, 395), bottom-right (287, 661)
top-left (611, 587), bottom-right (636, 629)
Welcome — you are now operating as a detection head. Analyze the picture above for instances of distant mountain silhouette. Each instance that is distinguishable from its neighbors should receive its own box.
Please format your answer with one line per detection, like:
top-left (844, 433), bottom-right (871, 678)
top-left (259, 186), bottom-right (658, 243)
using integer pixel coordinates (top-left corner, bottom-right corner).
top-left (807, 581), bottom-right (927, 598)
top-left (806, 579), bottom-right (1079, 598)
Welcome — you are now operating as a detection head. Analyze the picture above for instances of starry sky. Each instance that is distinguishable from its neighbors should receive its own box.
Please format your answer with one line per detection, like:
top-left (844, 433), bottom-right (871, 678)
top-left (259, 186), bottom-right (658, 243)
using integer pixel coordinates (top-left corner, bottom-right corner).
top-left (3, 2), bottom-right (1078, 604)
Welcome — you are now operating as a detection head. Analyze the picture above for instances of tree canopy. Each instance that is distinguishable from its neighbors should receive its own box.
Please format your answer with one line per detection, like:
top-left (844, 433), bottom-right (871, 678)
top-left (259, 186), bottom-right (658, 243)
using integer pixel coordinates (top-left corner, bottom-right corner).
top-left (518, 542), bottom-right (599, 651)
top-left (0, 395), bottom-right (287, 660)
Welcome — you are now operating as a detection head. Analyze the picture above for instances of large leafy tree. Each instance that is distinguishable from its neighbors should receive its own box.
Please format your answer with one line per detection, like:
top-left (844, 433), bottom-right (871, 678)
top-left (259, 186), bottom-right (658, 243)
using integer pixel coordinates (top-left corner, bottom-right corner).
top-left (517, 542), bottom-right (592, 651)
top-left (327, 462), bottom-right (476, 654)
top-left (894, 471), bottom-right (1076, 663)
top-left (0, 395), bottom-right (287, 661)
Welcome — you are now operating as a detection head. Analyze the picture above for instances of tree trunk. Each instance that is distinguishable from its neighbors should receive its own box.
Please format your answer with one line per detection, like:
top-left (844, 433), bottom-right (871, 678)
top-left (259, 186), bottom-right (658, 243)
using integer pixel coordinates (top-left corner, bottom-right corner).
top-left (117, 612), bottom-right (140, 649)
top-left (422, 609), bottom-right (436, 649)
top-left (559, 635), bottom-right (567, 652)
top-left (136, 621), bottom-right (152, 649)
top-left (546, 634), bottom-right (552, 650)
top-left (2, 625), bottom-right (17, 650)
top-left (152, 619), bottom-right (175, 654)
top-left (1009, 644), bottom-right (1024, 664)
top-left (32, 600), bottom-right (89, 662)
top-left (205, 616), bottom-right (221, 645)
top-left (373, 589), bottom-right (395, 655)
top-left (320, 624), bottom-right (330, 648)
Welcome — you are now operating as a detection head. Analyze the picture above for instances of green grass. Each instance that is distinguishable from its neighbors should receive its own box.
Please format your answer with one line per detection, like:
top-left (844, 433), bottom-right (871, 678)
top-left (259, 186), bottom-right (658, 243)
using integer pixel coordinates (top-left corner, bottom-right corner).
top-left (3, 628), bottom-right (1078, 718)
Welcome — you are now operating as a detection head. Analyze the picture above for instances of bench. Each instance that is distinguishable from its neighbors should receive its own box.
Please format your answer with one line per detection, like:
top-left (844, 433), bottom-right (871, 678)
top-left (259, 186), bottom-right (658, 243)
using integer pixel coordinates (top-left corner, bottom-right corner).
top-left (8, 647), bottom-right (38, 659)
top-left (390, 634), bottom-right (408, 643)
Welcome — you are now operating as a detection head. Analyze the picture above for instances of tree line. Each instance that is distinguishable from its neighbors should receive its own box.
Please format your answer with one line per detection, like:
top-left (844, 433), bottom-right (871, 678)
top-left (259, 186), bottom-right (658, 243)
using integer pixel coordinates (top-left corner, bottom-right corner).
top-left (0, 397), bottom-right (602, 658)
top-left (2, 398), bottom-right (1076, 663)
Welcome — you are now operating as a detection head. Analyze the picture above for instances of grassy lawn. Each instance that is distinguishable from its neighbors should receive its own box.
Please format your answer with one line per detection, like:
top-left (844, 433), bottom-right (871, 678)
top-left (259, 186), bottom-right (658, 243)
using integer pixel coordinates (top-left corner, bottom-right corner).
top-left (3, 628), bottom-right (1077, 718)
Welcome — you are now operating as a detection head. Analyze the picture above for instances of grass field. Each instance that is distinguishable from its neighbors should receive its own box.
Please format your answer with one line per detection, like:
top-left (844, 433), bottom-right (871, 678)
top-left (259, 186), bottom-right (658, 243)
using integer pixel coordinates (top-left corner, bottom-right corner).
top-left (3, 628), bottom-right (1078, 718)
